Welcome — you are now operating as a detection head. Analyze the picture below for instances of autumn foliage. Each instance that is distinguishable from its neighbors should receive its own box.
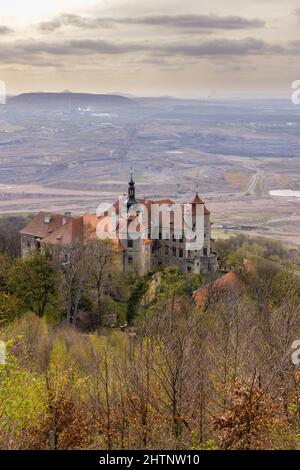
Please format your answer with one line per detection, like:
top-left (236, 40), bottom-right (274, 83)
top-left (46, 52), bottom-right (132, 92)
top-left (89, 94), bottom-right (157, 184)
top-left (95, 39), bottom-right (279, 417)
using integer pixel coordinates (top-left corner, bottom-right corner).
top-left (1, 234), bottom-right (300, 449)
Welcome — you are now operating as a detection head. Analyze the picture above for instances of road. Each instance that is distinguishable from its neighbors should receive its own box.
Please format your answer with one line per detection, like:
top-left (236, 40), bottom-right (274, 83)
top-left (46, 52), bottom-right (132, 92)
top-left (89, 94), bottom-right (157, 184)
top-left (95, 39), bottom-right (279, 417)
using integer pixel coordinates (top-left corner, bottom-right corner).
top-left (245, 168), bottom-right (265, 196)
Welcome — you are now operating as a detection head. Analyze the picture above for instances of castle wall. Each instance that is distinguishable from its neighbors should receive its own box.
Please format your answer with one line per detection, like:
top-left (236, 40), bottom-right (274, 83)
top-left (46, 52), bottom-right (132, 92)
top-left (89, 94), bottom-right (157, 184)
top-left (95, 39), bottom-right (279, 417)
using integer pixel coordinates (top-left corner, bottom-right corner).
top-left (122, 238), bottom-right (151, 275)
top-left (148, 209), bottom-right (218, 275)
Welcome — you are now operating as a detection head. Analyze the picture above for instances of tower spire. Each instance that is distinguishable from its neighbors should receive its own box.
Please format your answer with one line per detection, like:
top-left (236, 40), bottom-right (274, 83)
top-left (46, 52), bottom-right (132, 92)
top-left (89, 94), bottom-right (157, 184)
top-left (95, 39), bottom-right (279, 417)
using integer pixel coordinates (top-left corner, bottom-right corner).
top-left (127, 168), bottom-right (137, 209)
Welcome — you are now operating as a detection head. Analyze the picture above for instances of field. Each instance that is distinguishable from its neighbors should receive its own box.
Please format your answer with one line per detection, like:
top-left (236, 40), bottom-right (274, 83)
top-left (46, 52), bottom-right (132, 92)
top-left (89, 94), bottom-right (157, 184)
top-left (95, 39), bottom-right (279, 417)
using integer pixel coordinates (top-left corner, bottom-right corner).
top-left (0, 96), bottom-right (300, 245)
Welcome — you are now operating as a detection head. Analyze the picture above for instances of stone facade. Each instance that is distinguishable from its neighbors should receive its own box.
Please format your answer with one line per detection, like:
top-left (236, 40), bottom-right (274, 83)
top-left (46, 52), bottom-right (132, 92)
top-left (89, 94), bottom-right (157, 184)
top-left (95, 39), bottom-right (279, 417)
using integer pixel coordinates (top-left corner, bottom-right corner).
top-left (149, 203), bottom-right (218, 275)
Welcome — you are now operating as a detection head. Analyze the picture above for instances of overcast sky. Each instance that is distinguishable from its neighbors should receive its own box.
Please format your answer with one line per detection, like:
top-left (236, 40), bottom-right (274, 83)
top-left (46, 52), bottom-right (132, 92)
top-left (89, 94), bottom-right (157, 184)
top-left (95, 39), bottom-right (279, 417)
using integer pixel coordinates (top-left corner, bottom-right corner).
top-left (0, 0), bottom-right (299, 97)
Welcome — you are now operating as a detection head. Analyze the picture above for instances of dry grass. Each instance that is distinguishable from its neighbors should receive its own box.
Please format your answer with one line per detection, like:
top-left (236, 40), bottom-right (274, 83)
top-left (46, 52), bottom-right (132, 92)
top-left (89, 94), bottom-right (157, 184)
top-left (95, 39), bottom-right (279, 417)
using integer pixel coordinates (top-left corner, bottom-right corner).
top-left (224, 171), bottom-right (252, 188)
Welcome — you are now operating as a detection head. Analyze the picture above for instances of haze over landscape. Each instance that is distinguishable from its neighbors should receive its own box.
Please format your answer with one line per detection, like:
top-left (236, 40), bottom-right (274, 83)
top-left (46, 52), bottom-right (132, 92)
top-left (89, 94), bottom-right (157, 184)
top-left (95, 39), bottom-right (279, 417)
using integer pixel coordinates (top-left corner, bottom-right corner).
top-left (0, 0), bottom-right (300, 97)
top-left (0, 0), bottom-right (300, 246)
top-left (0, 93), bottom-right (300, 246)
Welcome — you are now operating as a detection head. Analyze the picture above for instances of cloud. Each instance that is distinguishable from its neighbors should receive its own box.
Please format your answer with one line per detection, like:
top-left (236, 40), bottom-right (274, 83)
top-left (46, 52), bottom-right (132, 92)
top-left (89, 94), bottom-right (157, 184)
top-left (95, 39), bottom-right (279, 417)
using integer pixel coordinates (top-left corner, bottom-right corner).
top-left (39, 14), bottom-right (113, 32)
top-left (19, 39), bottom-right (145, 56)
top-left (162, 38), bottom-right (283, 57)
top-left (38, 13), bottom-right (265, 33)
top-left (67, 37), bottom-right (282, 58)
top-left (119, 14), bottom-right (265, 30)
top-left (0, 39), bottom-right (146, 66)
top-left (0, 26), bottom-right (13, 34)
top-left (24, 37), bottom-right (281, 58)
top-left (69, 39), bottom-right (144, 54)
top-left (39, 14), bottom-right (115, 32)
top-left (39, 19), bottom-right (61, 33)
top-left (0, 36), bottom-right (283, 69)
top-left (286, 40), bottom-right (300, 54)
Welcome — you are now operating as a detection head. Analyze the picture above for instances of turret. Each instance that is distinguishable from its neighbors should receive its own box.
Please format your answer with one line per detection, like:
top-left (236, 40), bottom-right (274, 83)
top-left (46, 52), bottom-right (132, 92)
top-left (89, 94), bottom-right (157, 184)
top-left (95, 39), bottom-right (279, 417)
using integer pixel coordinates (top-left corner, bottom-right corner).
top-left (127, 168), bottom-right (137, 210)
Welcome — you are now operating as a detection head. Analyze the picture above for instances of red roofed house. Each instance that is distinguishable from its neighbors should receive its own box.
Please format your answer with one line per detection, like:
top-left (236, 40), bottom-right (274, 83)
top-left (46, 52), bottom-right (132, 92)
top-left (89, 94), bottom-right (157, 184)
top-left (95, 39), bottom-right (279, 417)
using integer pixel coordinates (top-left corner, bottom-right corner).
top-left (20, 212), bottom-right (83, 256)
top-left (192, 258), bottom-right (256, 308)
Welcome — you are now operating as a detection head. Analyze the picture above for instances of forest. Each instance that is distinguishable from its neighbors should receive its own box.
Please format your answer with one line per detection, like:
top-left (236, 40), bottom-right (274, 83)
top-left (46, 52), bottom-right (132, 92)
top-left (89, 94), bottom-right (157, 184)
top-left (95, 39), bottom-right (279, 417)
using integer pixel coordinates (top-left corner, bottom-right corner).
top-left (1, 216), bottom-right (300, 450)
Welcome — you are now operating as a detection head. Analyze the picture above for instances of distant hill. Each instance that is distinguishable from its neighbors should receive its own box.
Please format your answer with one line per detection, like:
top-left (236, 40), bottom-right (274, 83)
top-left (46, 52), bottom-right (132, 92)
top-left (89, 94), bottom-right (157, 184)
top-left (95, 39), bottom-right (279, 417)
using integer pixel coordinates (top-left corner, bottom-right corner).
top-left (8, 92), bottom-right (134, 108)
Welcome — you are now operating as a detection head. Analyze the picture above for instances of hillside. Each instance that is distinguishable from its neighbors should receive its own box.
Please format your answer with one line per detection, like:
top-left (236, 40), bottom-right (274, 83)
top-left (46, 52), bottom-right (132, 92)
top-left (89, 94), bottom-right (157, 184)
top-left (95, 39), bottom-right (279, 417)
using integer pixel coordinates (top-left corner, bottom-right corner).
top-left (1, 230), bottom-right (300, 450)
top-left (8, 92), bottom-right (135, 109)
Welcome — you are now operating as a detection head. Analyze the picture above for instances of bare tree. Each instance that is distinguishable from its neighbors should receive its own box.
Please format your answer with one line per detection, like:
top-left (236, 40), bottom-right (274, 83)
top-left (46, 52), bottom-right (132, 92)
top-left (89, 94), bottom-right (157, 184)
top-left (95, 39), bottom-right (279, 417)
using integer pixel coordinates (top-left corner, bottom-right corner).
top-left (87, 239), bottom-right (114, 325)
top-left (52, 243), bottom-right (91, 325)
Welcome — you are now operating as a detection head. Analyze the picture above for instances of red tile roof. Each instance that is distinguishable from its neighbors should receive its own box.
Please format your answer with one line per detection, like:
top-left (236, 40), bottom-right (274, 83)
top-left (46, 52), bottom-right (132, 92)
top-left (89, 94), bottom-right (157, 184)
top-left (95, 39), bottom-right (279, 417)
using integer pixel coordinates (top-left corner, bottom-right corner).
top-left (191, 192), bottom-right (205, 204)
top-left (20, 212), bottom-right (83, 246)
top-left (190, 193), bottom-right (211, 215)
top-left (193, 271), bottom-right (245, 307)
top-left (146, 198), bottom-right (175, 206)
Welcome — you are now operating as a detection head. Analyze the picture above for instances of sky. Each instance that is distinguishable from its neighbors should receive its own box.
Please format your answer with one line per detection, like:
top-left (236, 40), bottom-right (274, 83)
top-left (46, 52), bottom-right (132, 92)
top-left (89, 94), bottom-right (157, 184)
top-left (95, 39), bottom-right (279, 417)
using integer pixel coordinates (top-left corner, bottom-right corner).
top-left (0, 0), bottom-right (299, 97)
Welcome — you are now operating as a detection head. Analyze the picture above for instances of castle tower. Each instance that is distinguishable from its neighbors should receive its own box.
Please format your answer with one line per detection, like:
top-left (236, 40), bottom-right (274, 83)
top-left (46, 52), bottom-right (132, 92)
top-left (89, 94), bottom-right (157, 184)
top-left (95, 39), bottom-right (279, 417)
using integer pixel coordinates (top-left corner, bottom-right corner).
top-left (190, 192), bottom-right (205, 224)
top-left (190, 192), bottom-right (210, 255)
top-left (127, 168), bottom-right (137, 209)
top-left (191, 192), bottom-right (204, 209)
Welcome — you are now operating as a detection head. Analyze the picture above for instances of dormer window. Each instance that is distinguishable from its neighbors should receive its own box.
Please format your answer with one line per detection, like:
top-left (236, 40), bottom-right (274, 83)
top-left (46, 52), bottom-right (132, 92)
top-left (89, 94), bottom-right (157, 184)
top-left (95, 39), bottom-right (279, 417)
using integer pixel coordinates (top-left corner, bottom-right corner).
top-left (44, 215), bottom-right (51, 224)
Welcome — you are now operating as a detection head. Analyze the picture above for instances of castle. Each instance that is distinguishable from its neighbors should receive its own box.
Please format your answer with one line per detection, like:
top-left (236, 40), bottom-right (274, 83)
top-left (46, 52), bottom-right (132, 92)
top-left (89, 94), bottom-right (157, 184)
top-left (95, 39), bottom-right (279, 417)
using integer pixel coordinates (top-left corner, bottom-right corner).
top-left (20, 174), bottom-right (218, 275)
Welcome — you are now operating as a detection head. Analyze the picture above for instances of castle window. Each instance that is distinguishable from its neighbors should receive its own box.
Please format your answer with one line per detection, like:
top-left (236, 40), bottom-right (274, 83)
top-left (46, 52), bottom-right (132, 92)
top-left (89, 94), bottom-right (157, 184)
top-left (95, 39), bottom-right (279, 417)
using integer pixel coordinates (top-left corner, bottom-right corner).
top-left (165, 246), bottom-right (169, 255)
top-left (172, 247), bottom-right (177, 257)
top-left (203, 248), bottom-right (207, 256)
top-left (128, 240), bottom-right (133, 248)
top-left (187, 266), bottom-right (192, 273)
top-left (179, 248), bottom-right (183, 258)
